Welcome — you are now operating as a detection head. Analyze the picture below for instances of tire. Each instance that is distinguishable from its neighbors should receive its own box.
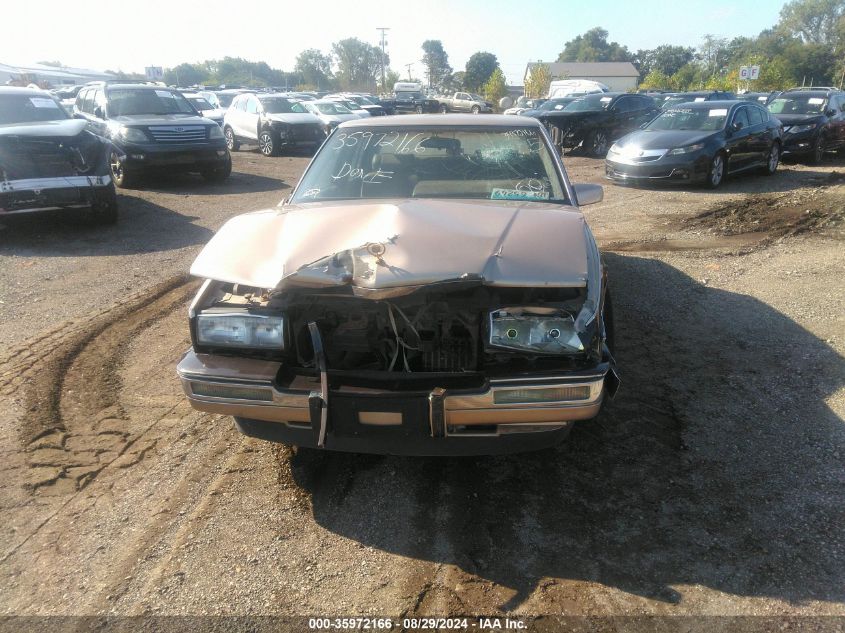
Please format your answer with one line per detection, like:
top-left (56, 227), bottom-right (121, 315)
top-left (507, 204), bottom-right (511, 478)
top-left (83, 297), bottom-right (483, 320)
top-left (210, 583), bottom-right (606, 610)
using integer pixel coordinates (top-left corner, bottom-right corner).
top-left (586, 129), bottom-right (609, 157)
top-left (224, 126), bottom-right (239, 151)
top-left (471, 105), bottom-right (481, 114)
top-left (439, 104), bottom-right (448, 114)
top-left (415, 105), bottom-right (424, 114)
top-left (761, 142), bottom-right (780, 176)
top-left (705, 152), bottom-right (726, 189)
top-left (201, 155), bottom-right (232, 183)
top-left (258, 129), bottom-right (280, 157)
top-left (87, 183), bottom-right (118, 225)
top-left (109, 150), bottom-right (135, 188)
top-left (808, 135), bottom-right (826, 164)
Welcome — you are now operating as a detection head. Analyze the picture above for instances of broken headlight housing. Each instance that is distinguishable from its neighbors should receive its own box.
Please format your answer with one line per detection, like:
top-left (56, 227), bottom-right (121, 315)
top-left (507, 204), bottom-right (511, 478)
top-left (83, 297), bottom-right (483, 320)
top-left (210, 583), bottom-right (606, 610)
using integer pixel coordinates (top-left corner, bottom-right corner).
top-left (488, 307), bottom-right (584, 354)
top-left (195, 310), bottom-right (284, 350)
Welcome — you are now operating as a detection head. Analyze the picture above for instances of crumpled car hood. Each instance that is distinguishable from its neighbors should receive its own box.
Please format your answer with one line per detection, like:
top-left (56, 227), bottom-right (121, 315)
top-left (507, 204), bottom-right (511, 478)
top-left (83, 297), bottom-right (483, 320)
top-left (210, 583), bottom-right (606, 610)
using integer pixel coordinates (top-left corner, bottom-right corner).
top-left (190, 199), bottom-right (592, 295)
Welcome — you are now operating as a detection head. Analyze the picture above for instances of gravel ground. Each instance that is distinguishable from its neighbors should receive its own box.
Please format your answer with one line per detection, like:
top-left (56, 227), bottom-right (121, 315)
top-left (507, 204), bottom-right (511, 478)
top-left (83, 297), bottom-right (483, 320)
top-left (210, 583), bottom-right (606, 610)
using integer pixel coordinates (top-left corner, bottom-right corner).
top-left (0, 145), bottom-right (843, 623)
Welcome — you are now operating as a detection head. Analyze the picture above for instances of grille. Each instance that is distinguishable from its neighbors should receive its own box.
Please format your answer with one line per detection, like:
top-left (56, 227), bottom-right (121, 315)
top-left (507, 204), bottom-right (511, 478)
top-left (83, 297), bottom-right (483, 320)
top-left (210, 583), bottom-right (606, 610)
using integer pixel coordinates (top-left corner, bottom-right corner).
top-left (147, 126), bottom-right (207, 143)
top-left (290, 123), bottom-right (324, 142)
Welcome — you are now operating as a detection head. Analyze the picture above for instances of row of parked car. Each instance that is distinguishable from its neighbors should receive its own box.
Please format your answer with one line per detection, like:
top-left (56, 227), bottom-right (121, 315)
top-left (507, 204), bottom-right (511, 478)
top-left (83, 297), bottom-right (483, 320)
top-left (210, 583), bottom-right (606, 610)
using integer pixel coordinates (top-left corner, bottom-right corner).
top-left (506, 87), bottom-right (845, 188)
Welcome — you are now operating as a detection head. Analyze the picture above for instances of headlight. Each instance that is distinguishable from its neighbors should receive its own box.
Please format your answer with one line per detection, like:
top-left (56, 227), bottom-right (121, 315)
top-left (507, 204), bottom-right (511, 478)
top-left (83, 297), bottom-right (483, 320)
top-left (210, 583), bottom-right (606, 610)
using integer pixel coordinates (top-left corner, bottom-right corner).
top-left (489, 308), bottom-right (584, 354)
top-left (196, 312), bottom-right (284, 350)
top-left (669, 143), bottom-right (705, 155)
top-left (789, 124), bottom-right (817, 134)
top-left (608, 143), bottom-right (621, 154)
top-left (208, 125), bottom-right (224, 139)
top-left (119, 126), bottom-right (147, 143)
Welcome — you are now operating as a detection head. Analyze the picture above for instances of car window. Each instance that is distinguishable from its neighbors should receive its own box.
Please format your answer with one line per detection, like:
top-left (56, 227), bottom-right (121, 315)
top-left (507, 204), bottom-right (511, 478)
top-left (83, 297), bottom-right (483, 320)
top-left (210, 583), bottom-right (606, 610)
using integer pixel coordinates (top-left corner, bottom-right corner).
top-left (81, 89), bottom-right (94, 114)
top-left (748, 106), bottom-right (764, 125)
top-left (93, 89), bottom-right (106, 116)
top-left (246, 97), bottom-right (259, 114)
top-left (0, 93), bottom-right (69, 124)
top-left (634, 96), bottom-right (654, 110)
top-left (259, 97), bottom-right (307, 114)
top-left (768, 95), bottom-right (827, 115)
top-left (107, 89), bottom-right (196, 116)
top-left (646, 107), bottom-right (728, 131)
top-left (733, 107), bottom-right (751, 128)
top-left (292, 126), bottom-right (568, 204)
top-left (611, 97), bottom-right (632, 113)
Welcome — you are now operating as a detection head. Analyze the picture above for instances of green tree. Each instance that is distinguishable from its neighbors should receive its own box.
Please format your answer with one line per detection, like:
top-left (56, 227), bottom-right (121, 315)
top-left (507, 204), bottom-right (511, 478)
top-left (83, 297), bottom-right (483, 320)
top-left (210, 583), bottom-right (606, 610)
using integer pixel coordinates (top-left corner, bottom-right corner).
top-left (635, 45), bottom-right (695, 77)
top-left (638, 70), bottom-right (671, 90)
top-left (294, 49), bottom-right (333, 90)
top-left (483, 67), bottom-right (508, 106)
top-left (778, 0), bottom-right (845, 46)
top-left (464, 52), bottom-right (498, 91)
top-left (421, 40), bottom-right (452, 89)
top-left (164, 62), bottom-right (208, 86)
top-left (331, 38), bottom-right (385, 91)
top-left (697, 34), bottom-right (731, 78)
top-left (524, 63), bottom-right (552, 98)
top-left (378, 69), bottom-right (401, 95)
top-left (557, 27), bottom-right (632, 62)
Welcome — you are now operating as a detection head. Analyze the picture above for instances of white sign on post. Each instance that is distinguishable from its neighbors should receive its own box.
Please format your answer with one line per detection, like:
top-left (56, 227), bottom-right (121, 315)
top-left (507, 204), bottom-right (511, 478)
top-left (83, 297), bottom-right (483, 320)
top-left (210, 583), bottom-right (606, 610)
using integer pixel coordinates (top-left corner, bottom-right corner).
top-left (145, 66), bottom-right (163, 81)
top-left (740, 65), bottom-right (761, 81)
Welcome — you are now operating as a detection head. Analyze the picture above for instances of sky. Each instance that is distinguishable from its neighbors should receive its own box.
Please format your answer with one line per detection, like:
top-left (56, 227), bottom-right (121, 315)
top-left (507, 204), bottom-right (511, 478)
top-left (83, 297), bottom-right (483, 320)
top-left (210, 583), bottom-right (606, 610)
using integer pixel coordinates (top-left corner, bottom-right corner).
top-left (3, 0), bottom-right (788, 85)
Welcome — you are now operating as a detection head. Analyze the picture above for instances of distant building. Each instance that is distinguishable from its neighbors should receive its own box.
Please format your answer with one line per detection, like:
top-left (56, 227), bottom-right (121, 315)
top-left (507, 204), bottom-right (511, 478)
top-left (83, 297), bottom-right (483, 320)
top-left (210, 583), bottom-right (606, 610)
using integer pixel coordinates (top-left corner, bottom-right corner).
top-left (523, 62), bottom-right (640, 93)
top-left (0, 62), bottom-right (114, 87)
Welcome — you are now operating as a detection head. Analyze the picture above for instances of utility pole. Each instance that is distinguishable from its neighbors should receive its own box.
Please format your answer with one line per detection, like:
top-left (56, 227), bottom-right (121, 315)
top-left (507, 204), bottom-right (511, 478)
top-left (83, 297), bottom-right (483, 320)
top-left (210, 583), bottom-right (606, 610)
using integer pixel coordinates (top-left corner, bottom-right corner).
top-left (377, 27), bottom-right (389, 93)
top-left (405, 63), bottom-right (413, 81)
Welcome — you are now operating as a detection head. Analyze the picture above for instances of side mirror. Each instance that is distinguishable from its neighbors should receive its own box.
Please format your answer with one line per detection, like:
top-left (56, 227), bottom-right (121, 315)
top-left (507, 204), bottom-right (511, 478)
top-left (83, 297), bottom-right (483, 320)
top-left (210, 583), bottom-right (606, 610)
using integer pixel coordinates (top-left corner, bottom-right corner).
top-left (826, 109), bottom-right (837, 117)
top-left (732, 121), bottom-right (743, 131)
top-left (93, 106), bottom-right (104, 119)
top-left (573, 183), bottom-right (603, 207)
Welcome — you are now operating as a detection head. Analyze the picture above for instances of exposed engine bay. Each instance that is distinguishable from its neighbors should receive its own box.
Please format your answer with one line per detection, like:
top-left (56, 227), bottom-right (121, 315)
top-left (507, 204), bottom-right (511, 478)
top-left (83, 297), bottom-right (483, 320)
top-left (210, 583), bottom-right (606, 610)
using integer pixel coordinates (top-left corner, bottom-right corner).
top-left (193, 281), bottom-right (601, 374)
top-left (0, 130), bottom-right (107, 181)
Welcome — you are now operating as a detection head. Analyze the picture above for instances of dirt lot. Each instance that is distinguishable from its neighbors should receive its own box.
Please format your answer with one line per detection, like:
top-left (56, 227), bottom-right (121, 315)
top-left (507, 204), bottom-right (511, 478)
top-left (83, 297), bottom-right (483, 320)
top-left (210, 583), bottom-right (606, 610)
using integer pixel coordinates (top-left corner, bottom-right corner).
top-left (0, 145), bottom-right (843, 622)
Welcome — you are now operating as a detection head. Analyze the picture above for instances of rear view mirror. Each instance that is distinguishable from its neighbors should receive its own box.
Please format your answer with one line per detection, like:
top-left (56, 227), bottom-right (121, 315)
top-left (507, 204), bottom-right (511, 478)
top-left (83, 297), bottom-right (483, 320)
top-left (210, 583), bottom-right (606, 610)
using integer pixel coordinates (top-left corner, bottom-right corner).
top-left (573, 183), bottom-right (603, 206)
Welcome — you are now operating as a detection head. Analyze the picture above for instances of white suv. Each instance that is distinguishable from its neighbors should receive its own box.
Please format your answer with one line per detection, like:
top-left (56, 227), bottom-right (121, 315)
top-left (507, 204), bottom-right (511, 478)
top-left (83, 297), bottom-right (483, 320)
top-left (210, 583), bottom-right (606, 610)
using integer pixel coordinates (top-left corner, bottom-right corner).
top-left (223, 93), bottom-right (324, 157)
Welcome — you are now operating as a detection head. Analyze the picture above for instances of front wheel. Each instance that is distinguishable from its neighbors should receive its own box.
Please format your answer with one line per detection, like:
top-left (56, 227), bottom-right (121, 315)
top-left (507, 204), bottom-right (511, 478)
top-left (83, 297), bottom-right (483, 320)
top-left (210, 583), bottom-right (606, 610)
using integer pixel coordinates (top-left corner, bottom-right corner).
top-left (762, 142), bottom-right (779, 175)
top-left (706, 152), bottom-right (726, 189)
top-left (224, 126), bottom-right (239, 151)
top-left (586, 129), bottom-right (609, 157)
top-left (808, 135), bottom-right (826, 164)
top-left (471, 105), bottom-right (481, 114)
top-left (439, 104), bottom-right (448, 114)
top-left (201, 156), bottom-right (232, 183)
top-left (109, 151), bottom-right (135, 188)
top-left (415, 105), bottom-right (424, 114)
top-left (87, 184), bottom-right (118, 225)
top-left (258, 130), bottom-right (280, 157)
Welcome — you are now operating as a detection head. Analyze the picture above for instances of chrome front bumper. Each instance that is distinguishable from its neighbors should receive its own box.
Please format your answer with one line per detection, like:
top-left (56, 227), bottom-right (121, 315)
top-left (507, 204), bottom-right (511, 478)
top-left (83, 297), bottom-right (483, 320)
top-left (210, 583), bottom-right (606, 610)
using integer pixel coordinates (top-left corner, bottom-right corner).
top-left (177, 351), bottom-right (612, 450)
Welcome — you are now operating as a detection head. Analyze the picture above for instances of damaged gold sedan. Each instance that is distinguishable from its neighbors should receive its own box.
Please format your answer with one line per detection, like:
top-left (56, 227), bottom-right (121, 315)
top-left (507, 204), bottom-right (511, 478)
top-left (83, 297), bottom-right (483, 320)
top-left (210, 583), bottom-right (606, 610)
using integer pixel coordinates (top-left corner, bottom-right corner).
top-left (177, 115), bottom-right (618, 455)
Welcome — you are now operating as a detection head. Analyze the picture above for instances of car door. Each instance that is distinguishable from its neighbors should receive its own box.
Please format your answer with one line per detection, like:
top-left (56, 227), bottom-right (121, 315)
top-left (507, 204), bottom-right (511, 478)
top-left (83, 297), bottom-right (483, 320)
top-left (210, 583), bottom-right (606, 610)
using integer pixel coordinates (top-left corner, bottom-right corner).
top-left (229, 95), bottom-right (249, 139)
top-left (455, 93), bottom-right (469, 112)
top-left (746, 105), bottom-right (772, 164)
top-left (608, 96), bottom-right (635, 140)
top-left (726, 106), bottom-right (753, 171)
top-left (829, 95), bottom-right (845, 148)
top-left (242, 96), bottom-right (260, 140)
top-left (89, 88), bottom-right (108, 138)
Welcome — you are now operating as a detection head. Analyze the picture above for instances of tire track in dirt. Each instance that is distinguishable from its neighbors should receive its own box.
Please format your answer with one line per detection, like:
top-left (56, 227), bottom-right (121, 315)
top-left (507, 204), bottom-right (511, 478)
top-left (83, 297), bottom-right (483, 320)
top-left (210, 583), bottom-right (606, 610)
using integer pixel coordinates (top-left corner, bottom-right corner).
top-left (3, 276), bottom-right (199, 492)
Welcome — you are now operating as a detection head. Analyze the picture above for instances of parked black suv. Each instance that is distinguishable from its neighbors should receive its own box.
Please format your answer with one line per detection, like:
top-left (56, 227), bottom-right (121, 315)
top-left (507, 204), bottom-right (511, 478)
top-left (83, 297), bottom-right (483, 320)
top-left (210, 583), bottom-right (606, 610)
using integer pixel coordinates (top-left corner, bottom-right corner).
top-left (539, 93), bottom-right (660, 156)
top-left (74, 83), bottom-right (231, 187)
top-left (767, 88), bottom-right (845, 163)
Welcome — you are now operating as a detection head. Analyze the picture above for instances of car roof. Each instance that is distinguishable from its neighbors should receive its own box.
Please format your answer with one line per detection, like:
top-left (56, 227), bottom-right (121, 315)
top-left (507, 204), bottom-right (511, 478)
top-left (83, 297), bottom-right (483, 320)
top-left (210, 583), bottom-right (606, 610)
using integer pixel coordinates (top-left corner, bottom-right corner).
top-left (104, 84), bottom-right (177, 91)
top-left (778, 90), bottom-right (839, 97)
top-left (340, 114), bottom-right (544, 128)
top-left (0, 86), bottom-right (53, 96)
